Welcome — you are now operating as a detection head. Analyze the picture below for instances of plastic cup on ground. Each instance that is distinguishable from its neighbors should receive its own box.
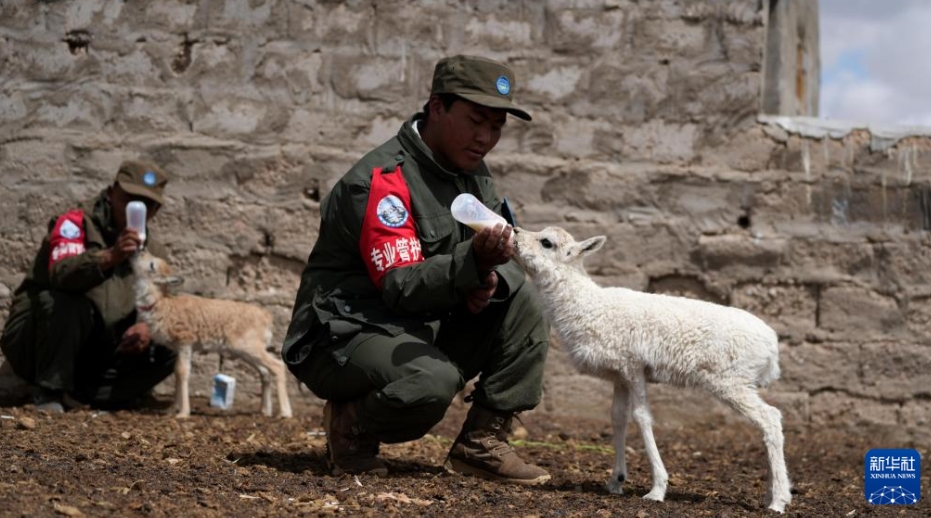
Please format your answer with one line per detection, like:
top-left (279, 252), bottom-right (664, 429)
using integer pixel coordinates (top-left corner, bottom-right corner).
top-left (210, 374), bottom-right (236, 410)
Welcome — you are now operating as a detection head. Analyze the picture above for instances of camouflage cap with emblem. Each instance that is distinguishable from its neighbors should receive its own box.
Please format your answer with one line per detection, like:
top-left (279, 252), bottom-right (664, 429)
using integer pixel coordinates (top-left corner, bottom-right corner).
top-left (431, 55), bottom-right (532, 121)
top-left (114, 160), bottom-right (168, 205)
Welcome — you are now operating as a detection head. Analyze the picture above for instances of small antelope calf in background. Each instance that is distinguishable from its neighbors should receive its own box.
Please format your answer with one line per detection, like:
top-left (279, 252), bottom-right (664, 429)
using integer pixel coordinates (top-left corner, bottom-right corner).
top-left (131, 250), bottom-right (293, 419)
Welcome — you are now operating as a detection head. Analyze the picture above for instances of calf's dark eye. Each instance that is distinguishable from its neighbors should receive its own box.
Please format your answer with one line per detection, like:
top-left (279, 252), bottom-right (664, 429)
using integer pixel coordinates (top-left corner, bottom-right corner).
top-left (541, 238), bottom-right (554, 249)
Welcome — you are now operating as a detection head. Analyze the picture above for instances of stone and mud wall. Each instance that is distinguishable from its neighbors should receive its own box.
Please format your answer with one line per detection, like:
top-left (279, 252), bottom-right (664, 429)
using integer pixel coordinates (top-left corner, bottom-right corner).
top-left (1, 0), bottom-right (928, 441)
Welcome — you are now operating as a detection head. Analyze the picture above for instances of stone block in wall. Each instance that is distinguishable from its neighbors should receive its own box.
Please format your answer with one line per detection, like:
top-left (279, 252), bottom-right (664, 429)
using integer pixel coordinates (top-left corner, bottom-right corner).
top-left (198, 0), bottom-right (286, 36)
top-left (575, 65), bottom-right (668, 124)
top-left (94, 44), bottom-right (169, 84)
top-left (161, 198), bottom-right (267, 256)
top-left (0, 281), bottom-right (11, 313)
top-left (540, 165), bottom-right (646, 212)
top-left (549, 114), bottom-right (611, 159)
top-left (662, 62), bottom-right (759, 127)
top-left (781, 342), bottom-right (862, 394)
top-left (819, 287), bottom-right (903, 336)
top-left (860, 342), bottom-right (931, 401)
top-left (732, 283), bottom-right (817, 338)
top-left (287, 1), bottom-right (374, 49)
top-left (462, 13), bottom-right (535, 51)
top-left (0, 139), bottom-right (71, 187)
top-left (762, 390), bottom-right (810, 424)
top-left (702, 125), bottom-right (781, 173)
top-left (161, 246), bottom-right (229, 297)
top-left (809, 391), bottom-right (899, 428)
top-left (905, 296), bottom-right (931, 337)
top-left (109, 89), bottom-right (194, 134)
top-left (259, 205), bottom-right (320, 263)
top-left (777, 174), bottom-right (929, 233)
top-left (145, 141), bottom-right (241, 186)
top-left (0, 238), bottom-right (44, 287)
top-left (695, 234), bottom-right (787, 270)
top-left (0, 91), bottom-right (29, 132)
top-left (544, 6), bottom-right (626, 55)
top-left (224, 253), bottom-right (304, 309)
top-left (0, 33), bottom-right (87, 83)
top-left (32, 86), bottom-right (112, 130)
top-left (181, 36), bottom-right (241, 82)
top-left (898, 399), bottom-right (931, 429)
top-left (637, 17), bottom-right (708, 58)
top-left (139, 1), bottom-right (201, 31)
top-left (618, 120), bottom-right (698, 163)
top-left (192, 98), bottom-right (269, 138)
top-left (646, 272), bottom-right (727, 304)
top-left (781, 240), bottom-right (875, 284)
top-left (874, 241), bottom-right (931, 291)
top-left (752, 180), bottom-right (822, 234)
top-left (525, 65), bottom-right (585, 105)
top-left (582, 221), bottom-right (695, 277)
top-left (280, 109), bottom-right (367, 148)
top-left (330, 55), bottom-right (409, 103)
top-left (254, 44), bottom-right (325, 104)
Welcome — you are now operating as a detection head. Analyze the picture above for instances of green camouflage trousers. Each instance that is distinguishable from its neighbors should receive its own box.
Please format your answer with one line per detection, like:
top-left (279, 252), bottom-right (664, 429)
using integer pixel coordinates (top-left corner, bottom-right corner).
top-left (292, 282), bottom-right (550, 443)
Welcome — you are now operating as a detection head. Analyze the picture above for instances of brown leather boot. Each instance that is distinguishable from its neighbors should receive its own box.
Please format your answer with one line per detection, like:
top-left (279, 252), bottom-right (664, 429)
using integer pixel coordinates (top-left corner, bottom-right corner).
top-left (323, 400), bottom-right (388, 476)
top-left (444, 405), bottom-right (550, 485)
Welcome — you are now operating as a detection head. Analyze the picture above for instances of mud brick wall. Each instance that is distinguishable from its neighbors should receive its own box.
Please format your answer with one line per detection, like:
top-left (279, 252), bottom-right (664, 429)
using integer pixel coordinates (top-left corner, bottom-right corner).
top-left (1, 0), bottom-right (928, 441)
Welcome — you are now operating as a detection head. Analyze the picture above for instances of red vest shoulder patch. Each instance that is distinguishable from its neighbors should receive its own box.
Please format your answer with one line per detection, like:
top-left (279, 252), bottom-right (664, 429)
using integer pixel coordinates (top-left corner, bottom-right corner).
top-left (48, 209), bottom-right (87, 269)
top-left (359, 166), bottom-right (424, 288)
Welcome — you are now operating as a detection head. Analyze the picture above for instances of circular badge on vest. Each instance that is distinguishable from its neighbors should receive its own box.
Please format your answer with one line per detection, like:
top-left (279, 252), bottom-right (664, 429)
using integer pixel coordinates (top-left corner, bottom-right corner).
top-left (377, 195), bottom-right (409, 228)
top-left (59, 219), bottom-right (81, 239)
top-left (496, 75), bottom-right (510, 96)
top-left (143, 171), bottom-right (157, 186)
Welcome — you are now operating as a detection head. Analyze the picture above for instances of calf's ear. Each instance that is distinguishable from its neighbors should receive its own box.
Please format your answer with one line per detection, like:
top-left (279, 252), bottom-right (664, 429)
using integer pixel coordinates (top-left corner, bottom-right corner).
top-left (578, 236), bottom-right (607, 257)
top-left (154, 276), bottom-right (184, 287)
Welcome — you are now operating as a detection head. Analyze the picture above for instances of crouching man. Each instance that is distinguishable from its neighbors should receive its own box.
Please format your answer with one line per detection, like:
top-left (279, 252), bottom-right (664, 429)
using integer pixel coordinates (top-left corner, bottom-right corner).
top-left (0, 160), bottom-right (177, 412)
top-left (282, 55), bottom-right (551, 484)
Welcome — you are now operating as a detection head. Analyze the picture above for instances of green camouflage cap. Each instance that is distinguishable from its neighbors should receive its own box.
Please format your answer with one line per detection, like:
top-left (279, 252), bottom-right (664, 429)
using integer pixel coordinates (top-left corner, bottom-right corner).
top-left (114, 160), bottom-right (168, 205)
top-left (431, 55), bottom-right (532, 121)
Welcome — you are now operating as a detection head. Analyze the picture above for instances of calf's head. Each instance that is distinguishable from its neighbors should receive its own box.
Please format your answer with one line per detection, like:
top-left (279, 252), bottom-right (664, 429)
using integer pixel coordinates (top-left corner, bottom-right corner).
top-left (131, 250), bottom-right (184, 288)
top-left (512, 226), bottom-right (607, 277)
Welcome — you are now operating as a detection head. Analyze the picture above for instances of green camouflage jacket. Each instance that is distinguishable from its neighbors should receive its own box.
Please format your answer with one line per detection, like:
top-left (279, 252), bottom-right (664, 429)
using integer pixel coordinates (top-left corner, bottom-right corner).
top-left (283, 113), bottom-right (524, 364)
top-left (7, 191), bottom-right (166, 338)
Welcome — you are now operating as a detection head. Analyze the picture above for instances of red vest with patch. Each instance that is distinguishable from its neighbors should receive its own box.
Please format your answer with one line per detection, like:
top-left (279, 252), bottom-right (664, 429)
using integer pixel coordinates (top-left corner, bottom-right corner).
top-left (48, 209), bottom-right (87, 269)
top-left (359, 166), bottom-right (424, 288)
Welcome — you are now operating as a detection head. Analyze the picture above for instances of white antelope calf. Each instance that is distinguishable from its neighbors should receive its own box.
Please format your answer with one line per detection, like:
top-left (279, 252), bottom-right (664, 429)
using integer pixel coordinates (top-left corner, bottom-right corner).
top-left (512, 226), bottom-right (791, 513)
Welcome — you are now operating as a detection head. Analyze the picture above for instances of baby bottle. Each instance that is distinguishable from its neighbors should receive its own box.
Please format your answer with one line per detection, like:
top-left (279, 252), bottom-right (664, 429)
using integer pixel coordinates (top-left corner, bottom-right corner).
top-left (451, 193), bottom-right (507, 232)
top-left (126, 201), bottom-right (147, 247)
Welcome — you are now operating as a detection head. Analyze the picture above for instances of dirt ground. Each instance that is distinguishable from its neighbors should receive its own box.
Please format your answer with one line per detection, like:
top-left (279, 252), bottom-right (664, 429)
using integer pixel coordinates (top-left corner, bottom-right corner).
top-left (1, 397), bottom-right (928, 518)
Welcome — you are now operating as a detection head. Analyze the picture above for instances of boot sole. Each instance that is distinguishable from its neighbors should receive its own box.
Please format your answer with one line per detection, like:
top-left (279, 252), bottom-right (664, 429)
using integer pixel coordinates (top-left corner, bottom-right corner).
top-left (444, 458), bottom-right (551, 486)
top-left (323, 402), bottom-right (389, 477)
top-left (332, 464), bottom-right (389, 477)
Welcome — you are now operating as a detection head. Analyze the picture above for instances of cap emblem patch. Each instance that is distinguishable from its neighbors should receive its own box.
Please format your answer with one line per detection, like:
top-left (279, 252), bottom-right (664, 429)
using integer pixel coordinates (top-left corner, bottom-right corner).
top-left (143, 171), bottom-right (157, 186)
top-left (495, 75), bottom-right (510, 96)
top-left (376, 195), bottom-right (409, 228)
top-left (59, 219), bottom-right (82, 239)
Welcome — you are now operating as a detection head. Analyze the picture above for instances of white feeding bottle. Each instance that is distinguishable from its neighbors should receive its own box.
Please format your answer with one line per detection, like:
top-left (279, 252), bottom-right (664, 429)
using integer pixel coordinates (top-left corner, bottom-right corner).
top-left (451, 193), bottom-right (507, 232)
top-left (126, 200), bottom-right (147, 247)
